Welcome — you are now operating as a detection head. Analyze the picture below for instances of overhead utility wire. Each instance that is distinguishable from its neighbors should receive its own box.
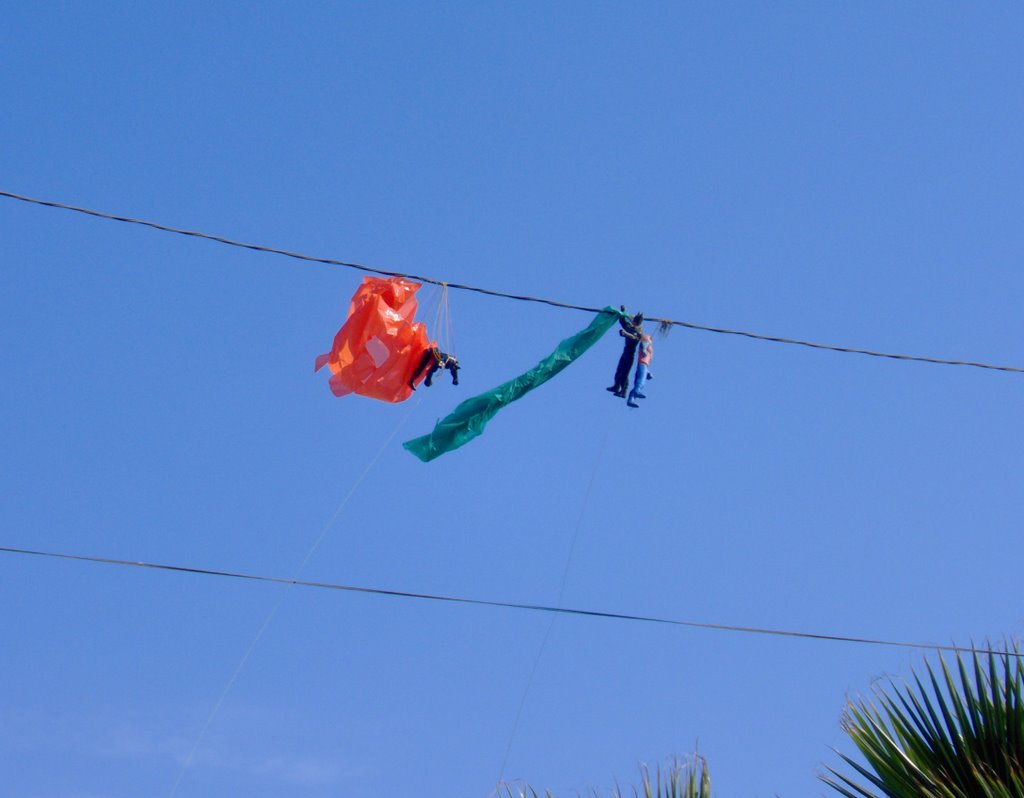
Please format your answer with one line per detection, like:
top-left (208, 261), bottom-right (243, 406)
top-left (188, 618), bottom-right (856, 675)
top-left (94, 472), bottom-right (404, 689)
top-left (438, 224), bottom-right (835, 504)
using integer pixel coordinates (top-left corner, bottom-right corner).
top-left (2, 544), bottom-right (1018, 660)
top-left (2, 189), bottom-right (1021, 375)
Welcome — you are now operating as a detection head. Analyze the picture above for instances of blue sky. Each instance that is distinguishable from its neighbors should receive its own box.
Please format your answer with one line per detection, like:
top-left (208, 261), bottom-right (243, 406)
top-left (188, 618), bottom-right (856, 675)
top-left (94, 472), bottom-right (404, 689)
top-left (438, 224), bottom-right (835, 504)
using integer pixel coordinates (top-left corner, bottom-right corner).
top-left (2, 3), bottom-right (1023, 797)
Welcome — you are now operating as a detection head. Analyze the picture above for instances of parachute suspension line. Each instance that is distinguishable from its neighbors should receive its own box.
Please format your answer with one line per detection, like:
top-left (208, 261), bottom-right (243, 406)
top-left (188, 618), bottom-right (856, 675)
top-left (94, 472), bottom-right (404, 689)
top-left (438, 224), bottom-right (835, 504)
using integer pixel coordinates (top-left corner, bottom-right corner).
top-left (428, 283), bottom-right (444, 345)
top-left (167, 394), bottom-right (424, 798)
top-left (421, 282), bottom-right (450, 351)
top-left (443, 283), bottom-right (455, 357)
top-left (431, 282), bottom-right (453, 354)
top-left (494, 420), bottom-right (614, 791)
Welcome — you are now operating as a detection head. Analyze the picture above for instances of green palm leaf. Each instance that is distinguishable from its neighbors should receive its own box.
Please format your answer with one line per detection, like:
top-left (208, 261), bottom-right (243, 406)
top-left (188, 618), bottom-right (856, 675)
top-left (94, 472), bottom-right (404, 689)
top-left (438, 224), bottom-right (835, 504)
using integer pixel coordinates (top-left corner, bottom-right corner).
top-left (822, 646), bottom-right (1024, 798)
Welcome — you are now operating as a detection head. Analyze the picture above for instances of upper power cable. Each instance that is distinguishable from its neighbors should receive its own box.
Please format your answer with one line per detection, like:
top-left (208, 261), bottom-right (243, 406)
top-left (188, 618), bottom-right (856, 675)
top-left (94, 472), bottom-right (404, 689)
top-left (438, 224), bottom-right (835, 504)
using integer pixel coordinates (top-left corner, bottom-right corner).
top-left (2, 189), bottom-right (1022, 374)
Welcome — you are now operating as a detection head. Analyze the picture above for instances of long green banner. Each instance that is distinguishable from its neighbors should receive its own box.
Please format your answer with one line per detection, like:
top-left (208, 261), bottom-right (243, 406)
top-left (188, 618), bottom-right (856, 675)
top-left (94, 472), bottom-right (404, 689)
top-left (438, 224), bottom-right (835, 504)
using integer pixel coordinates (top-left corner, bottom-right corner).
top-left (403, 307), bottom-right (625, 462)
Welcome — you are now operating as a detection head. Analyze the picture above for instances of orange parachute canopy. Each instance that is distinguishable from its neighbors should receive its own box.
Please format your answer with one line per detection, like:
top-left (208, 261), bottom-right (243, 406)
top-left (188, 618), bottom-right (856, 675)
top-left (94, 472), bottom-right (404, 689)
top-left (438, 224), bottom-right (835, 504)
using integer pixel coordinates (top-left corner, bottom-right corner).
top-left (315, 277), bottom-right (432, 403)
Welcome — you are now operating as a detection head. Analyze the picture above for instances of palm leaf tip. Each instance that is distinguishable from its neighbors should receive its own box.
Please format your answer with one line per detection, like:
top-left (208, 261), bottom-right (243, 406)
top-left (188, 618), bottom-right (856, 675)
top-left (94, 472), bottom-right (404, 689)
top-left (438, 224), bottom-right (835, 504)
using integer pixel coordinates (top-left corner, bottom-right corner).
top-left (510, 755), bottom-right (712, 798)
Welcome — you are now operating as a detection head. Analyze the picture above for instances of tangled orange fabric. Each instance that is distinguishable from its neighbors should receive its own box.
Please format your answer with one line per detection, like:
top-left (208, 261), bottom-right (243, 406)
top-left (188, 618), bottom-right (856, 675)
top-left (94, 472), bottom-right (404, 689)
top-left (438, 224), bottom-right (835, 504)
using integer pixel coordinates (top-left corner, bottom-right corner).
top-left (315, 277), bottom-right (431, 403)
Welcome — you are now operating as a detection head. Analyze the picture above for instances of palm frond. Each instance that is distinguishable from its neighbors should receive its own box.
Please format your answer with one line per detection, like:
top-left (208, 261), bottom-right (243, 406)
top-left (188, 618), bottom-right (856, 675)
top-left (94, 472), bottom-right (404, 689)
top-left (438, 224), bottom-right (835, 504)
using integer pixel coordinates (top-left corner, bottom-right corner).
top-left (822, 645), bottom-right (1024, 798)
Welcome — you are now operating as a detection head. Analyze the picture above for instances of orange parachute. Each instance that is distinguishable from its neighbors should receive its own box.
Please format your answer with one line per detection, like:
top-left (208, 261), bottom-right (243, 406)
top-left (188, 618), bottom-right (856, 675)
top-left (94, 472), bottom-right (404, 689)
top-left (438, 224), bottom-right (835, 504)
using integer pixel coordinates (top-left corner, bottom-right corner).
top-left (315, 277), bottom-right (432, 403)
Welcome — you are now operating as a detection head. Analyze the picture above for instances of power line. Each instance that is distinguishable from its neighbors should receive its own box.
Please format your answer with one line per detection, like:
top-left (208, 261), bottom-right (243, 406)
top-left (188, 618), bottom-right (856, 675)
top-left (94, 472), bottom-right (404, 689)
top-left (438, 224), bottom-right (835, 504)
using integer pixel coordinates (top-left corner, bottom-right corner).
top-left (0, 190), bottom-right (603, 311)
top-left (2, 543), bottom-right (1018, 660)
top-left (2, 188), bottom-right (1022, 375)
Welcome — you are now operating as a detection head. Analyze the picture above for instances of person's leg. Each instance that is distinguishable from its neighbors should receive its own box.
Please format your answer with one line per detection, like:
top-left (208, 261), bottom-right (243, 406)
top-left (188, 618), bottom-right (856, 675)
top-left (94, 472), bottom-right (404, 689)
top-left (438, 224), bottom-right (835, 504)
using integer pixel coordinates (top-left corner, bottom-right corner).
top-left (409, 349), bottom-right (433, 390)
top-left (627, 363), bottom-right (647, 407)
top-left (424, 358), bottom-right (439, 387)
top-left (608, 351), bottom-right (631, 394)
top-left (610, 342), bottom-right (638, 396)
top-left (632, 363), bottom-right (648, 399)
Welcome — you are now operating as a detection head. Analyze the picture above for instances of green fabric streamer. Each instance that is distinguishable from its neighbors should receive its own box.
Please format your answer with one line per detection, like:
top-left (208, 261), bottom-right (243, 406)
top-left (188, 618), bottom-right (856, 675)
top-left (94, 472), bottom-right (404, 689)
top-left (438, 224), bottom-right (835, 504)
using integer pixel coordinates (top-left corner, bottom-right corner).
top-left (403, 307), bottom-right (625, 462)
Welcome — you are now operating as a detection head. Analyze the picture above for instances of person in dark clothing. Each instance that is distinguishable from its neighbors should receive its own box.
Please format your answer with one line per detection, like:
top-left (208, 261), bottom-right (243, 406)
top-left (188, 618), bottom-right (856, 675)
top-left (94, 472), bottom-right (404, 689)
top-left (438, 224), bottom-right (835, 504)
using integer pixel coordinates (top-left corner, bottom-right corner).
top-left (607, 311), bottom-right (643, 398)
top-left (409, 347), bottom-right (460, 390)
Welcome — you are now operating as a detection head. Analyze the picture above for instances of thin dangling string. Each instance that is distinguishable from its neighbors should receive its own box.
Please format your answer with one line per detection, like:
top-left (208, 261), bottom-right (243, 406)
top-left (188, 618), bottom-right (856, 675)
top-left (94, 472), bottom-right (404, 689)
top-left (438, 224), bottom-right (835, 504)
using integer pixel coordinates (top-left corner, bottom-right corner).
top-left (167, 395), bottom-right (424, 798)
top-left (492, 420), bottom-right (613, 794)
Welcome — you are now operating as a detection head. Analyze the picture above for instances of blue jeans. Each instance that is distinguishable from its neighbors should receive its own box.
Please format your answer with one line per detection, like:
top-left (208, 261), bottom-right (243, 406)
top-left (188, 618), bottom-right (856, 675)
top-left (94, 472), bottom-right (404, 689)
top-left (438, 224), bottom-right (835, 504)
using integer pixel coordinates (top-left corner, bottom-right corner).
top-left (629, 363), bottom-right (648, 401)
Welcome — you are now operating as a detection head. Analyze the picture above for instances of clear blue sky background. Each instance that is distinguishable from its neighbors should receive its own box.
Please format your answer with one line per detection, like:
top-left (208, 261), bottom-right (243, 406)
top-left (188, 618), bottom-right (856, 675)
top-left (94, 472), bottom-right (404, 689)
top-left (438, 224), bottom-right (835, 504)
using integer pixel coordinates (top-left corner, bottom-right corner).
top-left (2, 3), bottom-right (1022, 797)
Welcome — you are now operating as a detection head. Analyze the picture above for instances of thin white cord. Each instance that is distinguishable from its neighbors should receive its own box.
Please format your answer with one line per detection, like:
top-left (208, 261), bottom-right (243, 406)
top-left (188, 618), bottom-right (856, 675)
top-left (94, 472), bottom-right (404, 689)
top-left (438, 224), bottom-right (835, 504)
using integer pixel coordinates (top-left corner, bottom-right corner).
top-left (494, 422), bottom-right (612, 790)
top-left (167, 396), bottom-right (422, 797)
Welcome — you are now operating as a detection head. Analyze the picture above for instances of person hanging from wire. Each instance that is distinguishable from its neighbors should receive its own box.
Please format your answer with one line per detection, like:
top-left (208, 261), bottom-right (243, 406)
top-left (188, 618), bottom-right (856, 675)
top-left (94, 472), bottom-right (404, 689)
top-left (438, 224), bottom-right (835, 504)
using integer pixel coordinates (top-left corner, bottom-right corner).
top-left (409, 346), bottom-right (460, 389)
top-left (626, 332), bottom-right (653, 408)
top-left (607, 309), bottom-right (644, 398)
top-left (407, 282), bottom-right (460, 391)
